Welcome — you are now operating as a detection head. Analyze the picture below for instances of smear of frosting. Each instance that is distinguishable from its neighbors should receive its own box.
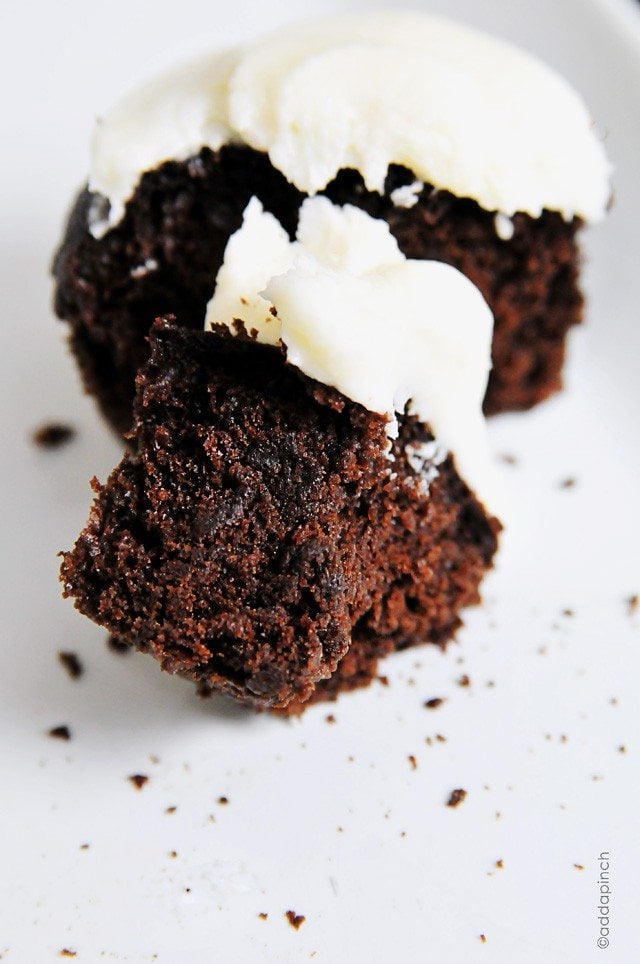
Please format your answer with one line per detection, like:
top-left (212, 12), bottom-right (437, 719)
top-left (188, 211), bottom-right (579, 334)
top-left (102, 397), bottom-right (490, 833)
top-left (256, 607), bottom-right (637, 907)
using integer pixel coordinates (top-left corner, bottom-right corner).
top-left (205, 196), bottom-right (497, 509)
top-left (90, 12), bottom-right (611, 234)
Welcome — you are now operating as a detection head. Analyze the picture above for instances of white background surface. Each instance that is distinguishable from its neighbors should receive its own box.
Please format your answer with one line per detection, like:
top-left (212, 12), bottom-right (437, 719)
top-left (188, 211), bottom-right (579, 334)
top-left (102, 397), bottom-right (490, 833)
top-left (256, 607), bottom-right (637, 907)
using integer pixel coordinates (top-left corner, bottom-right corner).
top-left (1, 0), bottom-right (639, 961)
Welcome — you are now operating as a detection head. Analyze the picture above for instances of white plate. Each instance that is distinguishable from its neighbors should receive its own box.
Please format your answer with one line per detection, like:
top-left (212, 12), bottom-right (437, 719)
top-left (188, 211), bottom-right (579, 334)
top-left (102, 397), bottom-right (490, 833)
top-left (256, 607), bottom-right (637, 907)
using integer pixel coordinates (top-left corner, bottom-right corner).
top-left (1, 0), bottom-right (639, 960)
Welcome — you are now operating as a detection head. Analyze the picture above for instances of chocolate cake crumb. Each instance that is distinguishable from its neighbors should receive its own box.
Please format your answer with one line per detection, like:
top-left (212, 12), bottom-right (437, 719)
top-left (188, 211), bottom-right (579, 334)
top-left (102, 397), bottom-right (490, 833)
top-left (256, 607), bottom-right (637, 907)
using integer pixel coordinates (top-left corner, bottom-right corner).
top-left (107, 634), bottom-right (131, 654)
top-left (424, 697), bottom-right (445, 709)
top-left (169, 851), bottom-right (177, 859)
top-left (496, 859), bottom-right (504, 869)
top-left (58, 650), bottom-right (83, 679)
top-left (457, 674), bottom-right (471, 687)
top-left (627, 594), bottom-right (639, 615)
top-left (80, 843), bottom-right (90, 850)
top-left (285, 910), bottom-right (306, 931)
top-left (165, 806), bottom-right (177, 814)
top-left (408, 755), bottom-right (417, 770)
top-left (559, 477), bottom-right (577, 489)
top-left (59, 952), bottom-right (77, 959)
top-left (217, 796), bottom-right (229, 805)
top-left (128, 774), bottom-right (149, 790)
top-left (258, 913), bottom-right (268, 921)
top-left (325, 714), bottom-right (336, 724)
top-left (574, 863), bottom-right (584, 870)
top-left (446, 788), bottom-right (467, 808)
top-left (48, 725), bottom-right (71, 741)
top-left (33, 423), bottom-right (75, 448)
top-left (479, 934), bottom-right (487, 944)
top-left (377, 675), bottom-right (389, 687)
top-left (562, 608), bottom-right (574, 618)
top-left (618, 745), bottom-right (626, 754)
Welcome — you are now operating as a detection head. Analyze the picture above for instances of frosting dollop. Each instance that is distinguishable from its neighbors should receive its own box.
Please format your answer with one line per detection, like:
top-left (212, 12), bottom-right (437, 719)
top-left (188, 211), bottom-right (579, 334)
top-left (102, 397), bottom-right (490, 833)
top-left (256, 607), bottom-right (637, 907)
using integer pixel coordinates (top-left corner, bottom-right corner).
top-left (90, 12), bottom-right (611, 232)
top-left (205, 196), bottom-right (496, 508)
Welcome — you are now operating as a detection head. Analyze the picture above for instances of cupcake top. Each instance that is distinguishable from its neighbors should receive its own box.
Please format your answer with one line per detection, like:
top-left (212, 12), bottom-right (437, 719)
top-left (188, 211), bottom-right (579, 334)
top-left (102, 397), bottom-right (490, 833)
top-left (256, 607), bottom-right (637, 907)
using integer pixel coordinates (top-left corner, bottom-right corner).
top-left (205, 196), bottom-right (496, 508)
top-left (90, 12), bottom-right (611, 232)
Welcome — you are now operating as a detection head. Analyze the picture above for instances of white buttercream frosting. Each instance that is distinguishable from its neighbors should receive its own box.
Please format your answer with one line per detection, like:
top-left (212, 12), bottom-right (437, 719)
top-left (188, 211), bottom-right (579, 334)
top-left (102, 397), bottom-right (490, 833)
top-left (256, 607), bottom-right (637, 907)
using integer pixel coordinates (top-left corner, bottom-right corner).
top-left (89, 12), bottom-right (611, 234)
top-left (205, 197), bottom-right (496, 508)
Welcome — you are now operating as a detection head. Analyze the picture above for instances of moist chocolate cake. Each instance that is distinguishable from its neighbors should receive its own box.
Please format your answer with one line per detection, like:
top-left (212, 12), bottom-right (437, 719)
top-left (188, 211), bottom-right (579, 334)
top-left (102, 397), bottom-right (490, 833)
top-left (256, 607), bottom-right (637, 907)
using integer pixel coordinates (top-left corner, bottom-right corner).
top-left (54, 148), bottom-right (583, 435)
top-left (60, 321), bottom-right (499, 712)
top-left (52, 13), bottom-right (610, 436)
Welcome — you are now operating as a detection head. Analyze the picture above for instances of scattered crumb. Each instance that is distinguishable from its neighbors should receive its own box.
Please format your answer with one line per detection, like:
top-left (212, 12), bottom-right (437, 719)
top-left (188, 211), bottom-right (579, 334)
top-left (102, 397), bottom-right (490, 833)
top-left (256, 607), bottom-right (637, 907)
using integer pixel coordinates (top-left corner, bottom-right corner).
top-left (562, 608), bottom-right (574, 618)
top-left (377, 675), bottom-right (389, 687)
top-left (408, 755), bottom-right (417, 771)
top-left (559, 477), bottom-right (576, 489)
top-left (495, 859), bottom-right (504, 870)
top-left (285, 911), bottom-right (306, 931)
top-left (58, 651), bottom-right (83, 680)
top-left (48, 725), bottom-right (71, 741)
top-left (610, 697), bottom-right (618, 706)
top-left (435, 733), bottom-right (446, 743)
top-left (165, 806), bottom-right (177, 814)
top-left (574, 863), bottom-right (584, 871)
top-left (217, 796), bottom-right (229, 805)
top-left (479, 934), bottom-right (487, 944)
top-left (258, 913), bottom-right (268, 921)
top-left (108, 635), bottom-right (130, 654)
top-left (592, 775), bottom-right (604, 782)
top-left (149, 754), bottom-right (160, 765)
top-left (33, 423), bottom-right (75, 448)
top-left (168, 851), bottom-right (178, 859)
top-left (325, 714), bottom-right (336, 724)
top-left (336, 827), bottom-right (343, 833)
top-left (457, 674), bottom-right (471, 687)
top-left (59, 952), bottom-right (77, 959)
top-left (424, 697), bottom-right (445, 709)
top-left (80, 843), bottom-right (90, 851)
top-left (486, 680), bottom-right (495, 688)
top-left (560, 734), bottom-right (568, 743)
top-left (618, 745), bottom-right (627, 754)
top-left (400, 831), bottom-right (407, 838)
top-left (627, 594), bottom-right (639, 615)
top-left (495, 812), bottom-right (501, 820)
top-left (499, 453), bottom-right (517, 466)
top-left (128, 774), bottom-right (149, 790)
top-left (446, 788), bottom-right (467, 808)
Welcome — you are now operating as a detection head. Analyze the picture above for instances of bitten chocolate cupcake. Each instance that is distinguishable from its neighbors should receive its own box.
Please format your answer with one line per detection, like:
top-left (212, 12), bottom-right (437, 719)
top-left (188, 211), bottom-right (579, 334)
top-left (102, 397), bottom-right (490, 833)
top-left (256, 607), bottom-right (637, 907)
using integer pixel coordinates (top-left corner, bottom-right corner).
top-left (61, 199), bottom-right (500, 712)
top-left (53, 12), bottom-right (610, 435)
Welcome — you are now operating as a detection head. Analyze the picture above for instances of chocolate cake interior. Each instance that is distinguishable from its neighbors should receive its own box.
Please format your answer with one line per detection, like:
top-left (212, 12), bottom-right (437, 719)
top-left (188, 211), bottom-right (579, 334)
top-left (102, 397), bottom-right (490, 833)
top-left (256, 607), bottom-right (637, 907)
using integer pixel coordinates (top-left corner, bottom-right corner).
top-left (60, 321), bottom-right (500, 712)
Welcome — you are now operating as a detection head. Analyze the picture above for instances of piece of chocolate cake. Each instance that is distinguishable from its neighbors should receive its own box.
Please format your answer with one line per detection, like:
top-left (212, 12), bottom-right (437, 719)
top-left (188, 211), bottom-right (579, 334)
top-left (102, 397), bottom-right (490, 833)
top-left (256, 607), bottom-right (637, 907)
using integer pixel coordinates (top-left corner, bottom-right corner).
top-left (52, 13), bottom-right (610, 436)
top-left (61, 198), bottom-right (500, 712)
top-left (60, 322), bottom-right (499, 711)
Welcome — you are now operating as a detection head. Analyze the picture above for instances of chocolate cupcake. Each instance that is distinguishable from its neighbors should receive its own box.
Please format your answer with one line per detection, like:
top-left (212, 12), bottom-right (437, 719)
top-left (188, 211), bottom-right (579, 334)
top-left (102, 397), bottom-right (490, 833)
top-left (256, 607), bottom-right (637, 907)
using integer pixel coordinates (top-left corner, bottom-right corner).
top-left (61, 198), bottom-right (500, 711)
